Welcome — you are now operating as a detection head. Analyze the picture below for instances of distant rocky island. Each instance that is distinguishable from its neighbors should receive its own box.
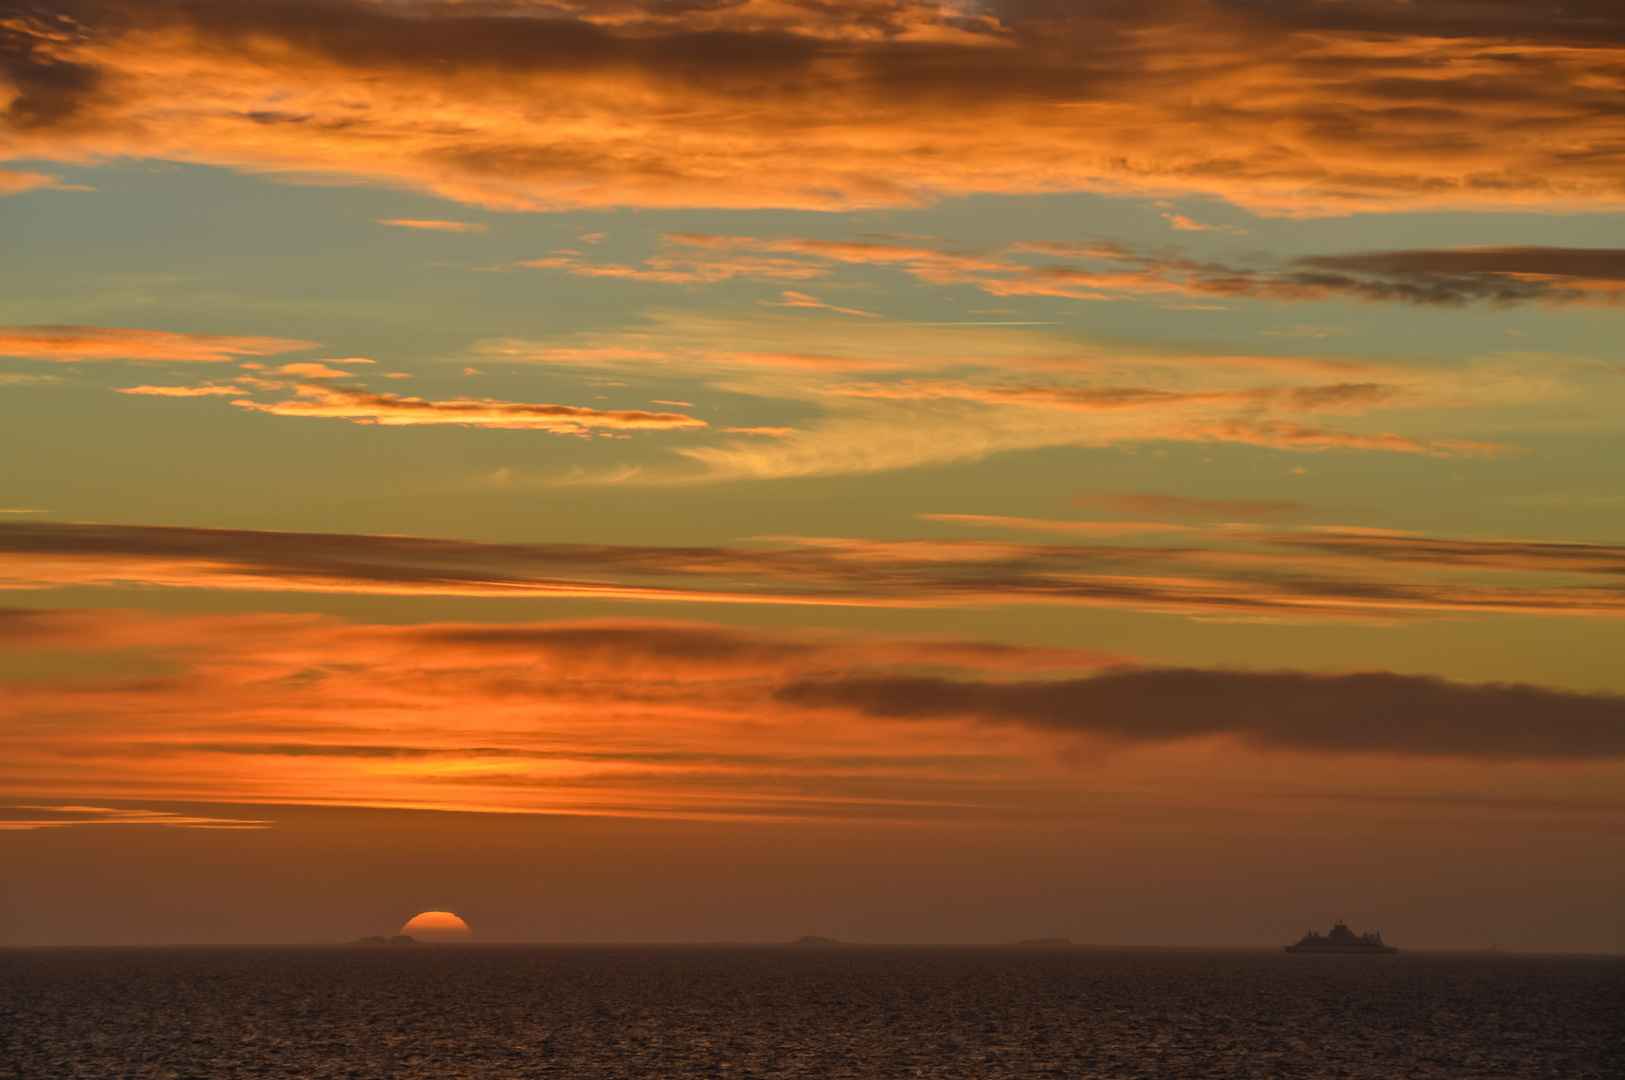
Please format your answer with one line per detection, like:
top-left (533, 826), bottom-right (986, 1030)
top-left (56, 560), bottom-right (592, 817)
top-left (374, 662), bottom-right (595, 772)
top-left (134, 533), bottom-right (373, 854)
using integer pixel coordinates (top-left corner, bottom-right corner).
top-left (1016, 938), bottom-right (1076, 947)
top-left (357, 935), bottom-right (421, 946)
top-left (787, 935), bottom-right (841, 946)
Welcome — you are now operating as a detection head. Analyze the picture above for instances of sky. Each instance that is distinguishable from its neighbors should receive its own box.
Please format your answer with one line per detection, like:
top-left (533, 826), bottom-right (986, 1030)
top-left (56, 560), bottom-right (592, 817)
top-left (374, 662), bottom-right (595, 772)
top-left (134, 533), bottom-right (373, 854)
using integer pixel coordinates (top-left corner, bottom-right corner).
top-left (1, 0), bottom-right (1623, 951)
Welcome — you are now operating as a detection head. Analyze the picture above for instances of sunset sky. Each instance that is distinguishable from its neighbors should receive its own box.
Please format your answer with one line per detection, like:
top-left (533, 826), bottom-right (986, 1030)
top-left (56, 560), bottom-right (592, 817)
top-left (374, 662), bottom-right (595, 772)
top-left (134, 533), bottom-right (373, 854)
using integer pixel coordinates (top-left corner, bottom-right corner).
top-left (2, 0), bottom-right (1622, 951)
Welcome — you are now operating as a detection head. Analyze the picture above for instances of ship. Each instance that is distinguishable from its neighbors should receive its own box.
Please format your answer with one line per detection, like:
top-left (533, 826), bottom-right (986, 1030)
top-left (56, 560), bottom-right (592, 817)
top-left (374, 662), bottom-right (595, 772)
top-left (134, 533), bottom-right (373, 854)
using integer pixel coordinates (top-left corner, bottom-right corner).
top-left (1285, 920), bottom-right (1397, 953)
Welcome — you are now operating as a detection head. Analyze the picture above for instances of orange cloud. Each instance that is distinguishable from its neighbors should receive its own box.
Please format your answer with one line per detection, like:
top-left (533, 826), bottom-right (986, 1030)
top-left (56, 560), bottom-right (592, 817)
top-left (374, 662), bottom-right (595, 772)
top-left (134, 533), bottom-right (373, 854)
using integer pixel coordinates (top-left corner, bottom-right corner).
top-left (0, 325), bottom-right (316, 363)
top-left (524, 233), bottom-right (1010, 292)
top-left (115, 384), bottom-right (246, 397)
top-left (763, 291), bottom-right (882, 317)
top-left (827, 379), bottom-right (1401, 415)
top-left (1164, 214), bottom-right (1226, 232)
top-left (377, 218), bottom-right (486, 231)
top-left (0, 806), bottom-right (269, 831)
top-left (520, 251), bottom-right (830, 284)
top-left (0, 167), bottom-right (91, 195)
top-left (7, 2), bottom-right (1625, 216)
top-left (1171, 420), bottom-right (1508, 459)
top-left (231, 385), bottom-right (707, 432)
top-left (272, 361), bottom-right (369, 379)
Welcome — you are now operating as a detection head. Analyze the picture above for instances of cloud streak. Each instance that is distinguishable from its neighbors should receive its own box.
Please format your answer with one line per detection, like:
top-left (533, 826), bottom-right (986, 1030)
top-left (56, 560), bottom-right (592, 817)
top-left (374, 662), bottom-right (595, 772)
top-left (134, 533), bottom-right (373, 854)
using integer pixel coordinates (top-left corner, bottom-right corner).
top-left (231, 384), bottom-right (706, 432)
top-left (0, 325), bottom-right (316, 363)
top-left (116, 383), bottom-right (246, 397)
top-left (377, 218), bottom-right (486, 231)
top-left (534, 235), bottom-right (1625, 309)
top-left (4, 519), bottom-right (1625, 622)
top-left (0, 805), bottom-right (269, 831)
top-left (999, 243), bottom-right (1625, 308)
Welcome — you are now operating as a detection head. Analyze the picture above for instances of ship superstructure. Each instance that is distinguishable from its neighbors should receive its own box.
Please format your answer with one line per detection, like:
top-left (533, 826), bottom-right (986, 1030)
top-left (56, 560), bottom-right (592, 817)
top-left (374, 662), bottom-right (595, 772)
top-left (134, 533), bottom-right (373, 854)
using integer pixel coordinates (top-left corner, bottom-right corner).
top-left (1285, 920), bottom-right (1397, 953)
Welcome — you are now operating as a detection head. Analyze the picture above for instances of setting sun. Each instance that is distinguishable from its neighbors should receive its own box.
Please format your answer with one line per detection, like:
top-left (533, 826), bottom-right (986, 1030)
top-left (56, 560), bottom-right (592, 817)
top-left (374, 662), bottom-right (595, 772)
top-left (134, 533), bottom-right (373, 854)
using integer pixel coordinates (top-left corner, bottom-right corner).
top-left (399, 912), bottom-right (473, 943)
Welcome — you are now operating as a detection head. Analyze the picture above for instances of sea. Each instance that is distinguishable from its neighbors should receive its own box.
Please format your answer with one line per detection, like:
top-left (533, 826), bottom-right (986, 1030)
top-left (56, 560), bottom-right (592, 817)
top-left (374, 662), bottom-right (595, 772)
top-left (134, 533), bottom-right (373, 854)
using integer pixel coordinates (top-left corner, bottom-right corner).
top-left (1, 946), bottom-right (1620, 1079)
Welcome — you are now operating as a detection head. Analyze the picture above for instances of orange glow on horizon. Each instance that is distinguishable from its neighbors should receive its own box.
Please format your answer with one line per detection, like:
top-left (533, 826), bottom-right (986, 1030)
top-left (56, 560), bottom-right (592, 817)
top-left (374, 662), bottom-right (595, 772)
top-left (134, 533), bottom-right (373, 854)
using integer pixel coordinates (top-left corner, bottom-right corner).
top-left (0, 609), bottom-right (1620, 833)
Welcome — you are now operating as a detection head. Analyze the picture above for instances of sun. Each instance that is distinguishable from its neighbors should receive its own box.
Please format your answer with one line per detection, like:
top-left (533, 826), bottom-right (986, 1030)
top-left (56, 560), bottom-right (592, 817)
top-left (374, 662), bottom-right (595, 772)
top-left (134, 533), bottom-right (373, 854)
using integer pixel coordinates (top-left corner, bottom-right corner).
top-left (399, 910), bottom-right (473, 942)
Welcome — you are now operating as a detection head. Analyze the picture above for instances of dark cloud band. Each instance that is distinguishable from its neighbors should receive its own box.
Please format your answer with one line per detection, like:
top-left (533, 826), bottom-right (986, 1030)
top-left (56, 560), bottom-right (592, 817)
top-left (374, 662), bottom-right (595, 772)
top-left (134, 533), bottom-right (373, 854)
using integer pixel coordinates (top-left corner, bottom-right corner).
top-left (775, 669), bottom-right (1625, 760)
top-left (4, 519), bottom-right (1625, 619)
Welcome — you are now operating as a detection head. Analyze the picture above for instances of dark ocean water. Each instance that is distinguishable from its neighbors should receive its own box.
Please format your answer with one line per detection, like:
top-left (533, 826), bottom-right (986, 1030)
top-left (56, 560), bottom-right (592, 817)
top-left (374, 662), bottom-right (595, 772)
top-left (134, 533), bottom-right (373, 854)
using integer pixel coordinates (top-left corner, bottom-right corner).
top-left (1, 946), bottom-right (1620, 1079)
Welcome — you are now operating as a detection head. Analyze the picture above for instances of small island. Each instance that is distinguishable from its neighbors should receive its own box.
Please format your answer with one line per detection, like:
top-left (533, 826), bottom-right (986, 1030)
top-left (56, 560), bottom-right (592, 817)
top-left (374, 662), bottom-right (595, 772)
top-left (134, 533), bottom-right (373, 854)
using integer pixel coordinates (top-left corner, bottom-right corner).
top-left (787, 935), bottom-right (841, 946)
top-left (357, 935), bottom-right (421, 946)
top-left (1016, 938), bottom-right (1075, 947)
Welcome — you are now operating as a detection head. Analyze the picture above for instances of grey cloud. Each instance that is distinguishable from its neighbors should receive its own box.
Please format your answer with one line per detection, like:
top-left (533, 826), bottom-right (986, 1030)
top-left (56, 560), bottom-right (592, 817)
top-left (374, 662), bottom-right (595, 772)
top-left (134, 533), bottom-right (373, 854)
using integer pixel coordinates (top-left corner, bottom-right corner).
top-left (1284, 247), bottom-right (1625, 307)
top-left (775, 668), bottom-right (1625, 760)
top-left (1016, 243), bottom-right (1625, 308)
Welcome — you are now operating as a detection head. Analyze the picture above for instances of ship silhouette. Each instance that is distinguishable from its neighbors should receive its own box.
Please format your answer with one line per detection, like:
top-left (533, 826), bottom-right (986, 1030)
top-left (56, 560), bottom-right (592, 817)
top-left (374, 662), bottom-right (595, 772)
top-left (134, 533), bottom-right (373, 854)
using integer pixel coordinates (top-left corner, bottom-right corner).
top-left (1285, 920), bottom-right (1397, 954)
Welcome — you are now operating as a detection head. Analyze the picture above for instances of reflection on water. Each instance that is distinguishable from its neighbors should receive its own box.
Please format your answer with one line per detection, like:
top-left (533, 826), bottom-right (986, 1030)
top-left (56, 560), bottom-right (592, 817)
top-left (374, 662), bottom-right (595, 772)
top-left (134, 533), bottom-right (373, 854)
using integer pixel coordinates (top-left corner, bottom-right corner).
top-left (1, 946), bottom-right (1620, 1079)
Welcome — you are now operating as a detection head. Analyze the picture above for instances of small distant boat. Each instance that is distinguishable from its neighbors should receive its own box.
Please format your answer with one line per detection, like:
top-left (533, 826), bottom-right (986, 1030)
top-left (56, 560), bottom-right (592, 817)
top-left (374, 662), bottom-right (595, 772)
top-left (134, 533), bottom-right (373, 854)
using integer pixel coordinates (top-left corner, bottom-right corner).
top-left (1285, 920), bottom-right (1397, 954)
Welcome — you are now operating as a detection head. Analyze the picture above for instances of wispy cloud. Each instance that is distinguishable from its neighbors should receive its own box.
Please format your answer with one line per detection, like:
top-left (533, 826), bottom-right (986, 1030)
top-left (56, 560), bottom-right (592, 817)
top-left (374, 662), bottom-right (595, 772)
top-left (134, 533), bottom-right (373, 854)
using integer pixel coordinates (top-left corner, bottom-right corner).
top-left (987, 242), bottom-right (1625, 307)
top-left (5, 520), bottom-right (1625, 622)
top-left (0, 167), bottom-right (92, 195)
top-left (0, 326), bottom-right (316, 363)
top-left (525, 234), bottom-right (1625, 309)
top-left (1162, 214), bottom-right (1241, 234)
top-left (377, 218), bottom-right (487, 232)
top-left (0, 806), bottom-right (269, 831)
top-left (103, 355), bottom-right (707, 435)
top-left (762, 291), bottom-right (882, 317)
top-left (477, 312), bottom-right (1561, 480)
top-left (231, 384), bottom-right (706, 432)
top-left (918, 514), bottom-right (1197, 538)
top-left (116, 384), bottom-right (246, 397)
